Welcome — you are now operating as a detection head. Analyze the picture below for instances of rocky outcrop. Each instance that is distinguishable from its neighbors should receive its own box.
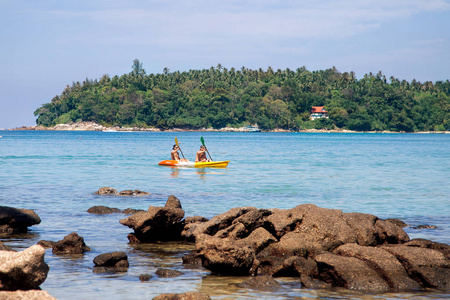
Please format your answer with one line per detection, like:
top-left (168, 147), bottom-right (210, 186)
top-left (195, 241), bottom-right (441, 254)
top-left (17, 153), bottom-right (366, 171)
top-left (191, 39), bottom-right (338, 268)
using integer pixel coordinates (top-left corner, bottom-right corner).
top-left (0, 290), bottom-right (56, 300)
top-left (0, 245), bottom-right (49, 290)
top-left (119, 195), bottom-right (185, 243)
top-left (181, 203), bottom-right (449, 292)
top-left (52, 232), bottom-right (91, 254)
top-left (153, 292), bottom-right (211, 300)
top-left (94, 187), bottom-right (150, 196)
top-left (0, 206), bottom-right (41, 233)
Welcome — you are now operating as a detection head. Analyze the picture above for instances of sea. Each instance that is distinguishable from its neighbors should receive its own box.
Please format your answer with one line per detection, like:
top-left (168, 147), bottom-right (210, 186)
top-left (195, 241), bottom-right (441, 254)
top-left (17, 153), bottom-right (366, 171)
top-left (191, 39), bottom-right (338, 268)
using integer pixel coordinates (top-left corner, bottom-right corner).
top-left (0, 130), bottom-right (449, 299)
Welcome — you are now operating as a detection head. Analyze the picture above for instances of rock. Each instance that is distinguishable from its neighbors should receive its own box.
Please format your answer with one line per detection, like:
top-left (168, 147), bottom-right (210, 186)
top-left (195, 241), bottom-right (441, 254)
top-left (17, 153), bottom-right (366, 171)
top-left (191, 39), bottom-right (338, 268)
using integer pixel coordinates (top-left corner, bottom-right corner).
top-left (382, 244), bottom-right (450, 290)
top-left (37, 240), bottom-right (56, 249)
top-left (182, 252), bottom-right (203, 266)
top-left (181, 216), bottom-right (209, 241)
top-left (122, 208), bottom-right (145, 215)
top-left (52, 232), bottom-right (91, 254)
top-left (404, 238), bottom-right (450, 259)
top-left (155, 268), bottom-right (183, 277)
top-left (386, 218), bottom-right (408, 227)
top-left (0, 241), bottom-right (13, 251)
top-left (0, 245), bottom-right (49, 290)
top-left (139, 274), bottom-right (152, 281)
top-left (333, 243), bottom-right (421, 290)
top-left (0, 206), bottom-right (41, 233)
top-left (119, 196), bottom-right (185, 243)
top-left (117, 190), bottom-right (150, 196)
top-left (165, 195), bottom-right (182, 209)
top-left (0, 290), bottom-right (56, 299)
top-left (412, 224), bottom-right (438, 229)
top-left (87, 206), bottom-right (121, 214)
top-left (236, 275), bottom-right (282, 291)
top-left (300, 274), bottom-right (331, 289)
top-left (153, 292), bottom-right (211, 300)
top-left (95, 187), bottom-right (117, 195)
top-left (93, 251), bottom-right (128, 268)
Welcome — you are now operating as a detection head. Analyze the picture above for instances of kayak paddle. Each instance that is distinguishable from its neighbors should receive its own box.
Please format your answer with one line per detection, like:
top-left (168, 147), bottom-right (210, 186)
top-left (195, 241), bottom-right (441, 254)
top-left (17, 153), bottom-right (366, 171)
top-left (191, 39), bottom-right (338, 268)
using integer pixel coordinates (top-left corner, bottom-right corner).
top-left (200, 136), bottom-right (213, 161)
top-left (174, 137), bottom-right (185, 159)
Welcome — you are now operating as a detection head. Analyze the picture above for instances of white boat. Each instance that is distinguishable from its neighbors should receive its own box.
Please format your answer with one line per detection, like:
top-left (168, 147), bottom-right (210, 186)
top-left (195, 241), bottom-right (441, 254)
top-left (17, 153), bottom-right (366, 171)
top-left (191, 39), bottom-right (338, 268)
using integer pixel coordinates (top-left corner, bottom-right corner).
top-left (243, 124), bottom-right (261, 132)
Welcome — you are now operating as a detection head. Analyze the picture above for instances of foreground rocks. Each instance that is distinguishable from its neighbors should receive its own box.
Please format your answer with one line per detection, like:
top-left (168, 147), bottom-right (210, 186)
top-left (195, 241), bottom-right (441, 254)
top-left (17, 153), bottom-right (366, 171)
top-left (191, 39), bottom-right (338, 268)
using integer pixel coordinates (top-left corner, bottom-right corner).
top-left (0, 206), bottom-right (41, 233)
top-left (0, 290), bottom-right (56, 300)
top-left (0, 245), bottom-right (49, 290)
top-left (120, 195), bottom-right (185, 243)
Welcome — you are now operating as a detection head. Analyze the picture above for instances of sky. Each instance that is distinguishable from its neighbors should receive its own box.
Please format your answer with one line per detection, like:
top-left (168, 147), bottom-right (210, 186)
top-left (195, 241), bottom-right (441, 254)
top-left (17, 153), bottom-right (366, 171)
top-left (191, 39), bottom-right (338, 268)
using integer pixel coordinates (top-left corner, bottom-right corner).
top-left (1, 0), bottom-right (449, 128)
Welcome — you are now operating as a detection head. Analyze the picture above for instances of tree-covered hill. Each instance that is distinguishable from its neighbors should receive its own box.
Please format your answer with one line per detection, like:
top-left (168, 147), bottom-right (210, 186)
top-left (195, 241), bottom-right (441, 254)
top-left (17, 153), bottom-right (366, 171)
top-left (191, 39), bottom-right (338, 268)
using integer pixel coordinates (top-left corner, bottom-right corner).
top-left (34, 60), bottom-right (450, 132)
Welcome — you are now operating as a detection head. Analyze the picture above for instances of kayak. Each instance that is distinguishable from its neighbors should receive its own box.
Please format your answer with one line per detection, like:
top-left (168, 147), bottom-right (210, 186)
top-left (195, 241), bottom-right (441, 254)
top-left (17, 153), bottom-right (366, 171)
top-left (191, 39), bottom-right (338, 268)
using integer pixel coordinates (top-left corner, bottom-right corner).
top-left (158, 160), bottom-right (230, 168)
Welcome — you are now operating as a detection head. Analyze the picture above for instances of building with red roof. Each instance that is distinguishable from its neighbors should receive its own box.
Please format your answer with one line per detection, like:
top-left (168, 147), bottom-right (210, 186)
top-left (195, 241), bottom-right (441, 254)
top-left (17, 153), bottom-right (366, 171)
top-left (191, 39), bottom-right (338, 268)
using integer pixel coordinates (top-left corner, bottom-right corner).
top-left (310, 106), bottom-right (328, 120)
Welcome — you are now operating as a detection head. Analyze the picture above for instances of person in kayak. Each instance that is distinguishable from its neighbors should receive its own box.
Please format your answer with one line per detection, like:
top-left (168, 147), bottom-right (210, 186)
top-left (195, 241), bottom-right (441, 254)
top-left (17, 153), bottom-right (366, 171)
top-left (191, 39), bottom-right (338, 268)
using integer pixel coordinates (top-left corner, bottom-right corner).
top-left (195, 145), bottom-right (211, 162)
top-left (171, 145), bottom-right (189, 162)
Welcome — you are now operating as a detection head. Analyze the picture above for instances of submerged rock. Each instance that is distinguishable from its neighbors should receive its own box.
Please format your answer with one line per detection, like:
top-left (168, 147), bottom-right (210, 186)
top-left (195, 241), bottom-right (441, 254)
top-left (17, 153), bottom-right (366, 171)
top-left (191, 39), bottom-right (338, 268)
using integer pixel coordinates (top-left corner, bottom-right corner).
top-left (117, 190), bottom-right (150, 196)
top-left (93, 251), bottom-right (129, 268)
top-left (94, 187), bottom-right (117, 195)
top-left (236, 275), bottom-right (282, 291)
top-left (52, 232), bottom-right (91, 254)
top-left (155, 268), bottom-right (183, 278)
top-left (0, 245), bottom-right (49, 290)
top-left (0, 206), bottom-right (41, 233)
top-left (87, 206), bottom-right (121, 214)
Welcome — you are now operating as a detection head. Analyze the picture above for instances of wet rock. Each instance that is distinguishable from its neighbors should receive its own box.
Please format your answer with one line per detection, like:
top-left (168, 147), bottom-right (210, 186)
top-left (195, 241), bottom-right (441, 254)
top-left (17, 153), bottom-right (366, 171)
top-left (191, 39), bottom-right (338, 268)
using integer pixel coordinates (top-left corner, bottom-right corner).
top-left (386, 218), bottom-right (408, 228)
top-left (0, 290), bottom-right (56, 299)
top-left (119, 196), bottom-right (185, 243)
top-left (122, 208), bottom-right (145, 215)
top-left (117, 190), bottom-right (150, 196)
top-left (182, 252), bottom-right (203, 266)
top-left (0, 241), bottom-right (13, 251)
top-left (153, 292), bottom-right (211, 300)
top-left (0, 206), bottom-right (41, 233)
top-left (87, 206), bottom-right (121, 214)
top-left (95, 187), bottom-right (117, 195)
top-left (236, 275), bottom-right (282, 291)
top-left (412, 224), bottom-right (438, 229)
top-left (0, 245), bottom-right (49, 290)
top-left (300, 274), bottom-right (332, 289)
top-left (93, 251), bottom-right (128, 268)
top-left (52, 232), bottom-right (91, 254)
top-left (165, 195), bottom-right (182, 209)
top-left (155, 268), bottom-right (183, 277)
top-left (139, 274), bottom-right (152, 281)
top-left (37, 240), bottom-right (56, 249)
top-left (181, 216), bottom-right (209, 241)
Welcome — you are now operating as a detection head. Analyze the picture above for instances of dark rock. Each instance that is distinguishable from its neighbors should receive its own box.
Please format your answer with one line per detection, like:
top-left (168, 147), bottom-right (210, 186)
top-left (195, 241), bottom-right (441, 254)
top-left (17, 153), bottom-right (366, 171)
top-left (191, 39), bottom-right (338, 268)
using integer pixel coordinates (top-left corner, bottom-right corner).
top-left (37, 240), bottom-right (56, 249)
top-left (165, 195), bottom-right (182, 209)
top-left (95, 187), bottom-right (117, 195)
top-left (182, 252), bottom-right (203, 266)
top-left (155, 268), bottom-right (183, 277)
top-left (0, 245), bottom-right (49, 290)
top-left (153, 292), bottom-right (211, 300)
top-left (117, 190), bottom-right (150, 196)
top-left (52, 232), bottom-right (91, 254)
top-left (386, 218), bottom-right (408, 227)
top-left (185, 216), bottom-right (209, 224)
top-left (122, 208), bottom-right (145, 215)
top-left (87, 206), bottom-right (121, 214)
top-left (139, 274), bottom-right (152, 281)
top-left (300, 274), bottom-right (332, 289)
top-left (237, 275), bottom-right (282, 291)
top-left (412, 224), bottom-right (438, 229)
top-left (93, 251), bottom-right (128, 267)
top-left (0, 206), bottom-right (41, 233)
top-left (119, 196), bottom-right (185, 243)
top-left (0, 241), bottom-right (13, 251)
top-left (181, 216), bottom-right (209, 241)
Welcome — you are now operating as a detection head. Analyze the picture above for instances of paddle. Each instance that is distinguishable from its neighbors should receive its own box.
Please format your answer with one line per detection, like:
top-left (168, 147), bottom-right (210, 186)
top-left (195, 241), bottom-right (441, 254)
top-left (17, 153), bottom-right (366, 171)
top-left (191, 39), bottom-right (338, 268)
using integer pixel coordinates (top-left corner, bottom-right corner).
top-left (174, 137), bottom-right (185, 159)
top-left (200, 136), bottom-right (213, 161)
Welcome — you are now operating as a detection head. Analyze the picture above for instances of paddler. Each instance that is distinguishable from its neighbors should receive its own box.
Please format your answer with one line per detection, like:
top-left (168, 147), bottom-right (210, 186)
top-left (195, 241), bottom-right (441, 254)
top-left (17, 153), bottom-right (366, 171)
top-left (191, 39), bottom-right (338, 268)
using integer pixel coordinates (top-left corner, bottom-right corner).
top-left (171, 145), bottom-right (189, 162)
top-left (195, 145), bottom-right (211, 162)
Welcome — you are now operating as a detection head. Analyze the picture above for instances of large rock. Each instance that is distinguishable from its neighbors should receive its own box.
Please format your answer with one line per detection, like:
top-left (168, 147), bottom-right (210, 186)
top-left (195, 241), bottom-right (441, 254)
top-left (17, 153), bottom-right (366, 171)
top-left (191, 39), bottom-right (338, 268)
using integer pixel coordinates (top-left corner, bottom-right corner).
top-left (52, 232), bottom-right (91, 254)
top-left (0, 206), bottom-right (41, 233)
top-left (0, 290), bottom-right (56, 299)
top-left (120, 195), bottom-right (185, 243)
top-left (0, 245), bottom-right (49, 290)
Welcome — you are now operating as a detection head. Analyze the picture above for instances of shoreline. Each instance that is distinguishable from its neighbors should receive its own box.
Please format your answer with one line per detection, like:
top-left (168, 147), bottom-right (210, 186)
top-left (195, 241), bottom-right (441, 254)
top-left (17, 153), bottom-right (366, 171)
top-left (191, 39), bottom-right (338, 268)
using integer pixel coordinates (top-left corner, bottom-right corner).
top-left (6, 121), bottom-right (450, 134)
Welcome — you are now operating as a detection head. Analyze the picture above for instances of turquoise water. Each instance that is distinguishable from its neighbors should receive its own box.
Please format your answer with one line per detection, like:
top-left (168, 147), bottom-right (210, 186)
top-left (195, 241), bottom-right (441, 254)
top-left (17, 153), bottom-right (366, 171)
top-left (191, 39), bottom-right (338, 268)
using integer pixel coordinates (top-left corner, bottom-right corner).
top-left (1, 131), bottom-right (449, 299)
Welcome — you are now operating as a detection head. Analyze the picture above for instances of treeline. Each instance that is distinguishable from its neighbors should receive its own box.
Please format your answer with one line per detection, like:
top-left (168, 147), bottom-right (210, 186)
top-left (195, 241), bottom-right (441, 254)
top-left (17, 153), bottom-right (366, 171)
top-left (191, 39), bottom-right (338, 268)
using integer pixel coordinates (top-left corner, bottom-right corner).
top-left (34, 61), bottom-right (450, 132)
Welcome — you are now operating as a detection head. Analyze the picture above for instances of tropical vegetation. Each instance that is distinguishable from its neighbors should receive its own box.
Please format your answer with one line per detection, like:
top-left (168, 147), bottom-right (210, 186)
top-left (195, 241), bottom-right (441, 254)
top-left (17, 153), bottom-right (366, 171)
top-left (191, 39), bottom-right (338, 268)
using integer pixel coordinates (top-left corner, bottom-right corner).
top-left (34, 59), bottom-right (450, 132)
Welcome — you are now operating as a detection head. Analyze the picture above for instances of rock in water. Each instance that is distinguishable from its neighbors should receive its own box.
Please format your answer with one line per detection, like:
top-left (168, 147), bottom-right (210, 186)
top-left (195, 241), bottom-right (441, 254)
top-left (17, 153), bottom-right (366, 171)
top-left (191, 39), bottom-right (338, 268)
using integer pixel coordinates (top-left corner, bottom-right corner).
top-left (152, 292), bottom-right (211, 300)
top-left (0, 245), bottom-right (49, 290)
top-left (0, 206), bottom-right (41, 233)
top-left (52, 232), bottom-right (91, 254)
top-left (94, 187), bottom-right (117, 195)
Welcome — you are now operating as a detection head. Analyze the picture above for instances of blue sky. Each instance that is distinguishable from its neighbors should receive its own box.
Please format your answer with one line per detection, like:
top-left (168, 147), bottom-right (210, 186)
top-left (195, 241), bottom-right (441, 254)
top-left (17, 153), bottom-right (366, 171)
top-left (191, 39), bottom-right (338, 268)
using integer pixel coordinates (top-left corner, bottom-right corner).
top-left (1, 0), bottom-right (449, 128)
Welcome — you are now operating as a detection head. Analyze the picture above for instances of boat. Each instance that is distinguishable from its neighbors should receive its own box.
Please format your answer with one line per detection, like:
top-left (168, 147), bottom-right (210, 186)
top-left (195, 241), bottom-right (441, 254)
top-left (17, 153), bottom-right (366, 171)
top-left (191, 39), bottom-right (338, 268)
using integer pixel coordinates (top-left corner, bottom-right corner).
top-left (243, 124), bottom-right (261, 132)
top-left (158, 160), bottom-right (230, 168)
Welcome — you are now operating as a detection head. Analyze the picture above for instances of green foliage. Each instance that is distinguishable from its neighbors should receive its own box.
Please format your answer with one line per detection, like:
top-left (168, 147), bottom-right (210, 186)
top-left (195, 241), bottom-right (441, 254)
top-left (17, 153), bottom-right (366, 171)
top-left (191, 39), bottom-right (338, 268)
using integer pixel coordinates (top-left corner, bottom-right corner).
top-left (33, 62), bottom-right (450, 132)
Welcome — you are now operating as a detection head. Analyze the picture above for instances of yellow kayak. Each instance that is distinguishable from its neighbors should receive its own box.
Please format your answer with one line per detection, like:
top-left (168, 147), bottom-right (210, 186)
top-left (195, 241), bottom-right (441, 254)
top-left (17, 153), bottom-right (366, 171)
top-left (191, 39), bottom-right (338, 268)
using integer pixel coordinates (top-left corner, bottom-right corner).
top-left (158, 160), bottom-right (230, 168)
